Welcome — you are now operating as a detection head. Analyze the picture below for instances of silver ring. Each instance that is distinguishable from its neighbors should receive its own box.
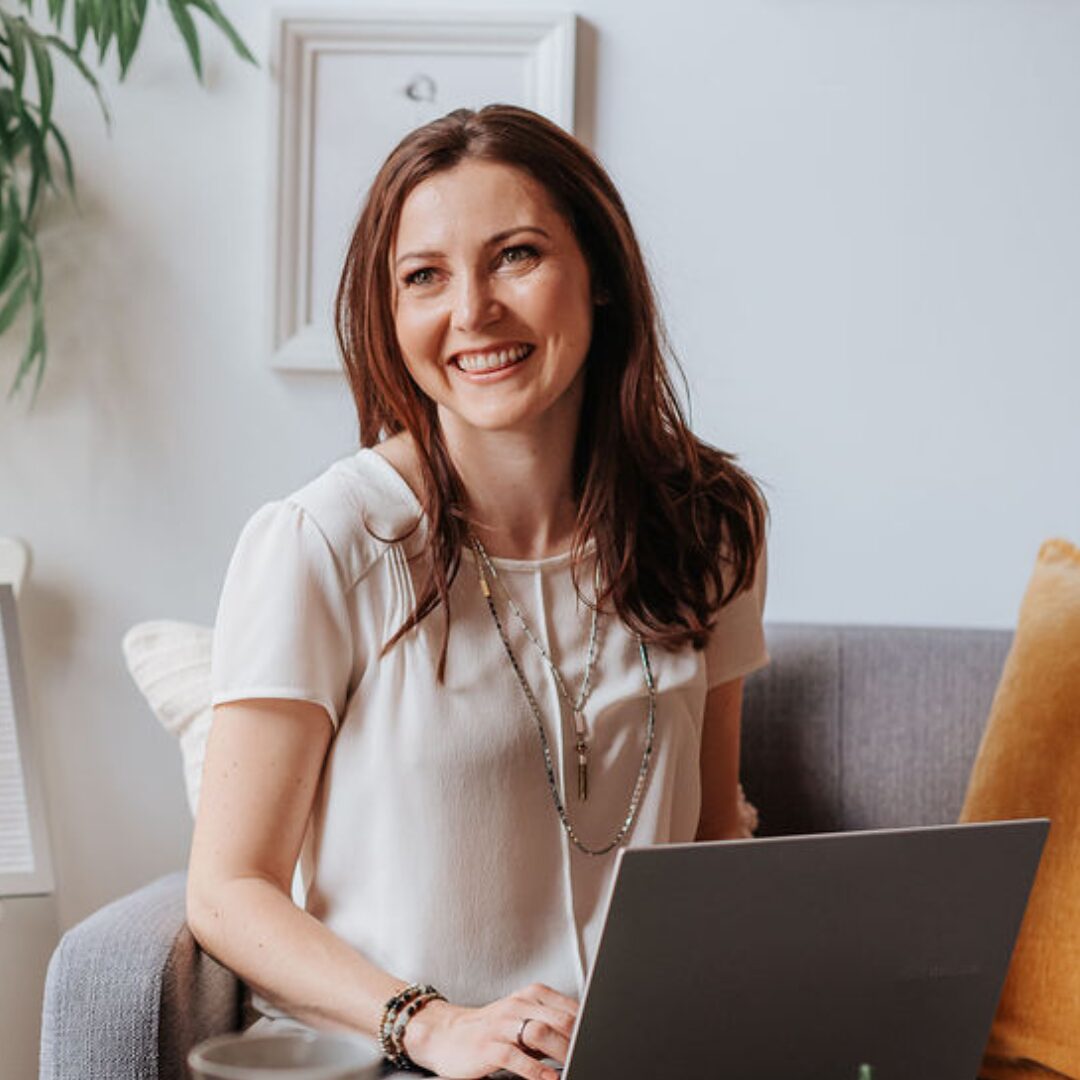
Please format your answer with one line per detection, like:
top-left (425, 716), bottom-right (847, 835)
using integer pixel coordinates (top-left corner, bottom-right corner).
top-left (516, 1017), bottom-right (535, 1053)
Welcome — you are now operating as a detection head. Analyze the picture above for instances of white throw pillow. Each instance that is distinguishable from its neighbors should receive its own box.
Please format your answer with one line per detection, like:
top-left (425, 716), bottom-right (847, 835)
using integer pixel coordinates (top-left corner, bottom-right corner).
top-left (122, 620), bottom-right (213, 816)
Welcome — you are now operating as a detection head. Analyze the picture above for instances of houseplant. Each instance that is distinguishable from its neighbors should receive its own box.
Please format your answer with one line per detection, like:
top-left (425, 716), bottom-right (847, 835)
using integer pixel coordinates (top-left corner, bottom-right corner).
top-left (0, 0), bottom-right (253, 401)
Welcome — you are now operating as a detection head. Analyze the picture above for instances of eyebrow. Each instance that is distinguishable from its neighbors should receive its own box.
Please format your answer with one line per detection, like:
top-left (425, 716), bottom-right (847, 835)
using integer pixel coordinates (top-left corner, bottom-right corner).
top-left (394, 226), bottom-right (551, 269)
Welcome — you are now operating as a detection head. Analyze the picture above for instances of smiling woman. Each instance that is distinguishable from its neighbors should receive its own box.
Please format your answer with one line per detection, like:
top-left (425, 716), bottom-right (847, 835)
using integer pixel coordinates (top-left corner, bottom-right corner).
top-left (393, 166), bottom-right (589, 413)
top-left (390, 160), bottom-right (595, 457)
top-left (187, 105), bottom-right (769, 1080)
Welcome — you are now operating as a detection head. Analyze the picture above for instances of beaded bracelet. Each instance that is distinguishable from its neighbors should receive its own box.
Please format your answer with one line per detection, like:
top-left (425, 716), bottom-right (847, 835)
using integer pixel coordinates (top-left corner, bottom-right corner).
top-left (378, 983), bottom-right (444, 1070)
top-left (378, 984), bottom-right (425, 1060)
top-left (390, 989), bottom-right (445, 1066)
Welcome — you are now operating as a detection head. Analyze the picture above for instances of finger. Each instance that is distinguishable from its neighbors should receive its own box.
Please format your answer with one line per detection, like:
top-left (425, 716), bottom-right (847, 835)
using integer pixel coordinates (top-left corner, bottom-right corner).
top-left (496, 1043), bottom-right (561, 1080)
top-left (518, 982), bottom-right (580, 1018)
top-left (514, 1017), bottom-right (571, 1064)
top-left (513, 1004), bottom-right (575, 1044)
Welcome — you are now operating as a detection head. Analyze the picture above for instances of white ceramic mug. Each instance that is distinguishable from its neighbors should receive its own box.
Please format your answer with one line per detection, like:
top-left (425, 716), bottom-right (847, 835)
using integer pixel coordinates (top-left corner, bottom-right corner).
top-left (188, 1030), bottom-right (382, 1079)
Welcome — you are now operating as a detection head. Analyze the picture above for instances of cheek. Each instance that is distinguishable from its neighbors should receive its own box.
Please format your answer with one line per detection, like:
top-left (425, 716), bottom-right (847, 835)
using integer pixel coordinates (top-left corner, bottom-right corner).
top-left (556, 291), bottom-right (595, 357)
top-left (392, 311), bottom-right (440, 397)
top-left (524, 270), bottom-right (594, 348)
top-left (394, 300), bottom-right (442, 360)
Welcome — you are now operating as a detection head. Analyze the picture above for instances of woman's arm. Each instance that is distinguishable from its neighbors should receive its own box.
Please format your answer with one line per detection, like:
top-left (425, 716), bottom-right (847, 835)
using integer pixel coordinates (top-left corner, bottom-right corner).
top-left (187, 699), bottom-right (404, 1032)
top-left (186, 699), bottom-right (575, 1080)
top-left (695, 676), bottom-right (747, 841)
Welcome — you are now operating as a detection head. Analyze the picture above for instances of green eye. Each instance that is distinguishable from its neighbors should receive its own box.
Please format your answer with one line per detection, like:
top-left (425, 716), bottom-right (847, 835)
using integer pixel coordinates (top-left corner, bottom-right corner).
top-left (404, 267), bottom-right (436, 287)
top-left (502, 244), bottom-right (539, 264)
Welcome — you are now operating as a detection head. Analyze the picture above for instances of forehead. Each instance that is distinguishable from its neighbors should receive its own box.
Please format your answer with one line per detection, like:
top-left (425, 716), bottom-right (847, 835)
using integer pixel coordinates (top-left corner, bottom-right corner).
top-left (394, 160), bottom-right (568, 252)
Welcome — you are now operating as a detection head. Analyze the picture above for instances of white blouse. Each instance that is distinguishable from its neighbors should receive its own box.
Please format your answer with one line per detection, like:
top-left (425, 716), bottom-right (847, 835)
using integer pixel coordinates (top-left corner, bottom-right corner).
top-left (211, 448), bottom-right (768, 1008)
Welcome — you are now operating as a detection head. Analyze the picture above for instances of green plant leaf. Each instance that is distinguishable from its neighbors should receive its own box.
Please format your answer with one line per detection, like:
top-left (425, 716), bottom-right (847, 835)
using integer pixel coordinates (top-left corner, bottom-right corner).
top-left (18, 110), bottom-right (51, 216)
top-left (8, 232), bottom-right (44, 400)
top-left (47, 117), bottom-right (75, 196)
top-left (166, 0), bottom-right (202, 80)
top-left (0, 197), bottom-right (23, 293)
top-left (28, 32), bottom-right (55, 130)
top-left (0, 270), bottom-right (29, 335)
top-left (73, 0), bottom-right (89, 51)
top-left (45, 33), bottom-right (110, 125)
top-left (0, 19), bottom-right (11, 67)
top-left (116, 0), bottom-right (147, 78)
top-left (185, 0), bottom-right (256, 65)
top-left (0, 86), bottom-right (20, 150)
top-left (1, 0), bottom-right (254, 402)
top-left (0, 129), bottom-right (16, 172)
top-left (0, 230), bottom-right (22, 296)
top-left (0, 13), bottom-right (28, 97)
top-left (22, 101), bottom-right (69, 200)
top-left (11, 302), bottom-right (45, 401)
top-left (96, 0), bottom-right (116, 66)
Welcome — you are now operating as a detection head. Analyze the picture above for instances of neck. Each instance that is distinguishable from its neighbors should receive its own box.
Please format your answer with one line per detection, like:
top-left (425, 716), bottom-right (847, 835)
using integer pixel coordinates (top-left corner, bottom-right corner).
top-left (440, 418), bottom-right (580, 563)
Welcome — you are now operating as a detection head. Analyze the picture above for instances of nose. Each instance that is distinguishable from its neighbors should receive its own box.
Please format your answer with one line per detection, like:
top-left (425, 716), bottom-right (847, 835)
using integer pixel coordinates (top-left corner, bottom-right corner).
top-left (450, 269), bottom-right (502, 332)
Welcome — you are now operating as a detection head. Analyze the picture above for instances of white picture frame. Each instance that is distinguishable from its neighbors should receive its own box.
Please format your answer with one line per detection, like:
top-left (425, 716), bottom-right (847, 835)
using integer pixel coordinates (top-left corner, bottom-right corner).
top-left (267, 9), bottom-right (578, 372)
top-left (0, 585), bottom-right (54, 897)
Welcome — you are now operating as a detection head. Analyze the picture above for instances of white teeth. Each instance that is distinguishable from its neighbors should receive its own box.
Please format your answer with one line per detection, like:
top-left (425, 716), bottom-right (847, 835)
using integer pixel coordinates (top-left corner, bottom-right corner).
top-left (455, 344), bottom-right (531, 372)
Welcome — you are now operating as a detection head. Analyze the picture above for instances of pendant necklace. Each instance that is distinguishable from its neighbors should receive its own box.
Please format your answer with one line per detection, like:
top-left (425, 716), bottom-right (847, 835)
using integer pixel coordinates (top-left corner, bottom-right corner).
top-left (470, 536), bottom-right (657, 857)
top-left (471, 537), bottom-right (600, 799)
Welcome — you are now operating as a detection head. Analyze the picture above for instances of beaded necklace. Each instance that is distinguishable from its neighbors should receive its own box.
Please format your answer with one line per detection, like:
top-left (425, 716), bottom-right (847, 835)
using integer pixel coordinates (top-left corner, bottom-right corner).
top-left (470, 536), bottom-right (657, 857)
top-left (471, 537), bottom-right (601, 799)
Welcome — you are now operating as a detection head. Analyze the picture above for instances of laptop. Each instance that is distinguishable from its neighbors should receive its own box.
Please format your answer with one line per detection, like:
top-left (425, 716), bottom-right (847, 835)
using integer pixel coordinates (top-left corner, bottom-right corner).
top-left (560, 819), bottom-right (1048, 1080)
top-left (369, 820), bottom-right (1046, 1079)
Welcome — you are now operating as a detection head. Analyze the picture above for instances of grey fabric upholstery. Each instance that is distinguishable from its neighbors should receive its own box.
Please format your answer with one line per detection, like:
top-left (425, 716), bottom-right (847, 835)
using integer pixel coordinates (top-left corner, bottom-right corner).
top-left (742, 624), bottom-right (1010, 835)
top-left (40, 622), bottom-right (1011, 1078)
top-left (39, 871), bottom-right (242, 1080)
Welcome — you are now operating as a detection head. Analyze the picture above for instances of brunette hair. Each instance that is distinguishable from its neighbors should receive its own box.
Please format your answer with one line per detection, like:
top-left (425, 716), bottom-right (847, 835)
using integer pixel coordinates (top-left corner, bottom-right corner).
top-left (334, 104), bottom-right (767, 678)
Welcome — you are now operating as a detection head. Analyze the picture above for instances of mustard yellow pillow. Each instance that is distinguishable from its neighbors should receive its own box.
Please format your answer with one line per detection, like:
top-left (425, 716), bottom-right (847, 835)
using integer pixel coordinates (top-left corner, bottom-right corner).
top-left (961, 538), bottom-right (1080, 1080)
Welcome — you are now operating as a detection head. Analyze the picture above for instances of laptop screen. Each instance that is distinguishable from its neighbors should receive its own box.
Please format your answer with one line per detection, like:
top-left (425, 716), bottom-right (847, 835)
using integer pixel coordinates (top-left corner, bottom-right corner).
top-left (565, 820), bottom-right (1046, 1080)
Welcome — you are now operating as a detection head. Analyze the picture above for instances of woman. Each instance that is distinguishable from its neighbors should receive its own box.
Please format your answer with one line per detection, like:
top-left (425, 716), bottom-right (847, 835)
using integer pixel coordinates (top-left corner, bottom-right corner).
top-left (187, 104), bottom-right (768, 1080)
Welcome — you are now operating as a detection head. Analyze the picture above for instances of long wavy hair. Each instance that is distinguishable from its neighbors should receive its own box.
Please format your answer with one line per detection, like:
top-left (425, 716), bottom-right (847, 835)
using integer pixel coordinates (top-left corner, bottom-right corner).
top-left (335, 104), bottom-right (767, 679)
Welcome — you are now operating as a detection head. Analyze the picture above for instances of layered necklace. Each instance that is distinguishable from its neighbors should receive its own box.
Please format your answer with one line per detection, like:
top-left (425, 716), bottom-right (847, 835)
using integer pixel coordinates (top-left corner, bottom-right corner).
top-left (469, 536), bottom-right (657, 857)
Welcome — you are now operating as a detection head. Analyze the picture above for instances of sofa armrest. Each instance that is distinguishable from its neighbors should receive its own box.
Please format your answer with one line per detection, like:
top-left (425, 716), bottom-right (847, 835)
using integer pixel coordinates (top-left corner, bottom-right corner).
top-left (40, 871), bottom-right (244, 1080)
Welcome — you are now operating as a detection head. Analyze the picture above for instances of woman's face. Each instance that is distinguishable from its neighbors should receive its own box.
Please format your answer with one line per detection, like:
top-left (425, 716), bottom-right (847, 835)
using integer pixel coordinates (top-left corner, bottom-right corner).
top-left (391, 159), bottom-right (596, 439)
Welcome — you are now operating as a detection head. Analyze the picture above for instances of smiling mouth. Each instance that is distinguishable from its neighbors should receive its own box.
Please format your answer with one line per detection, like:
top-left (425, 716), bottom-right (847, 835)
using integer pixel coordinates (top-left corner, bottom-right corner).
top-left (452, 343), bottom-right (535, 374)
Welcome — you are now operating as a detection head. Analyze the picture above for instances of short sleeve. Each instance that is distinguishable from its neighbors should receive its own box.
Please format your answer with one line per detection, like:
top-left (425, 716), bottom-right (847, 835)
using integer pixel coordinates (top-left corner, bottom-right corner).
top-left (703, 539), bottom-right (769, 688)
top-left (210, 500), bottom-right (355, 730)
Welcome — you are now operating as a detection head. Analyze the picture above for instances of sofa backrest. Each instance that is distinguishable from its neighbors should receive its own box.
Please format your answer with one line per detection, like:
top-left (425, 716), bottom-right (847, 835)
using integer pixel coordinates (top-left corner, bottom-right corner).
top-left (742, 623), bottom-right (1012, 836)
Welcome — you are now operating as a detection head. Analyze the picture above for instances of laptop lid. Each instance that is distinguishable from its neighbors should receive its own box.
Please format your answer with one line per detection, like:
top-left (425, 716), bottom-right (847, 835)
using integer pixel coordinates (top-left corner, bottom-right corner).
top-left (564, 820), bottom-right (1048, 1080)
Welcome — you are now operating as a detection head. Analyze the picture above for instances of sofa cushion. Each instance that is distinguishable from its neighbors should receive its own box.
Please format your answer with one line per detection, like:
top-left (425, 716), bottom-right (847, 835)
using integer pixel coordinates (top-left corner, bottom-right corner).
top-left (961, 538), bottom-right (1080, 1080)
top-left (742, 624), bottom-right (1011, 835)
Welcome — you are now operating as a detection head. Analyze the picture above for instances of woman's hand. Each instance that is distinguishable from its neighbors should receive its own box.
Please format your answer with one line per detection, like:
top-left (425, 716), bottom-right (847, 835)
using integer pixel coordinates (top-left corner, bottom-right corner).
top-left (402, 982), bottom-right (579, 1080)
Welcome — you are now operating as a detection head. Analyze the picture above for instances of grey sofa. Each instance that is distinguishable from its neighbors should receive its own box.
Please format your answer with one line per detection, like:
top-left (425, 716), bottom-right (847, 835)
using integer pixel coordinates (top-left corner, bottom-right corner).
top-left (39, 622), bottom-right (1010, 1080)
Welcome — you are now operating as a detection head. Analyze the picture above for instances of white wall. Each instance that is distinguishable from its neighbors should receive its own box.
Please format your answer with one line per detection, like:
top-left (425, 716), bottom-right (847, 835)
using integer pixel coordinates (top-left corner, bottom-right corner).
top-left (1, 0), bottom-right (1077, 1048)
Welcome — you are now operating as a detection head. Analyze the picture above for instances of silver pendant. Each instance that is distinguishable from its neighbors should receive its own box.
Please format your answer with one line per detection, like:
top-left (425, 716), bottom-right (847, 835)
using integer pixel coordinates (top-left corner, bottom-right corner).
top-left (576, 739), bottom-right (588, 801)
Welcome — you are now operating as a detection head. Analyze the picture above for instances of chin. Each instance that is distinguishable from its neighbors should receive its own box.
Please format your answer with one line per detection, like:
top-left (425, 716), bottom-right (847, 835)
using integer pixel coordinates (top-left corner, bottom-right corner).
top-left (440, 399), bottom-right (541, 434)
top-left (437, 385), bottom-right (580, 437)
top-left (463, 413), bottom-right (537, 434)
